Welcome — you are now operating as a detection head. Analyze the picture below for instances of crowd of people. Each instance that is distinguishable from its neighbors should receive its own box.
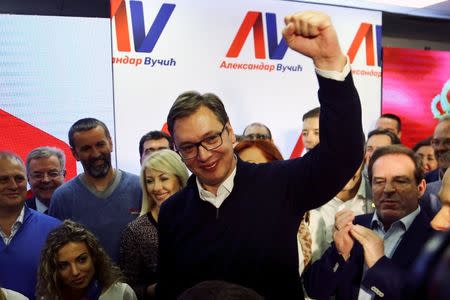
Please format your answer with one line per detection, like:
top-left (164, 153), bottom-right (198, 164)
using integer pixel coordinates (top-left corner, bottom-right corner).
top-left (1, 10), bottom-right (449, 300)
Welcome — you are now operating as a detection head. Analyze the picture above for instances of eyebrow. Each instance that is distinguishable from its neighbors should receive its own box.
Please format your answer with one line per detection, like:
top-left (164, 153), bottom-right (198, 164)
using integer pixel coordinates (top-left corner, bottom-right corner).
top-left (178, 130), bottom-right (219, 146)
top-left (57, 252), bottom-right (88, 263)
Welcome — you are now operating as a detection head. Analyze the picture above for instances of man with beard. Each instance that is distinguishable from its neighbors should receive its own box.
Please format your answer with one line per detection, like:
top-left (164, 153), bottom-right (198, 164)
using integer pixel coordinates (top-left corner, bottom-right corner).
top-left (49, 118), bottom-right (141, 262)
top-left (25, 146), bottom-right (66, 214)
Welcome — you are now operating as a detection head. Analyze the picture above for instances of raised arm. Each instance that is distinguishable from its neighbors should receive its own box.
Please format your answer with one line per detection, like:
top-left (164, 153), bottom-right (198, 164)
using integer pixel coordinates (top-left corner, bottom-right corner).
top-left (283, 11), bottom-right (346, 71)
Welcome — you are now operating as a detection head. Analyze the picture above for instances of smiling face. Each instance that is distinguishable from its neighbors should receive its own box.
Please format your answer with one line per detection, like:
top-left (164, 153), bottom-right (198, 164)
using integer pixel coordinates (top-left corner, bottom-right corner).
top-left (432, 120), bottom-right (450, 169)
top-left (0, 157), bottom-right (27, 211)
top-left (71, 126), bottom-right (113, 179)
top-left (57, 241), bottom-right (95, 293)
top-left (145, 168), bottom-right (181, 207)
top-left (371, 153), bottom-right (425, 228)
top-left (302, 117), bottom-right (319, 151)
top-left (415, 145), bottom-right (438, 173)
top-left (28, 155), bottom-right (65, 203)
top-left (172, 106), bottom-right (236, 194)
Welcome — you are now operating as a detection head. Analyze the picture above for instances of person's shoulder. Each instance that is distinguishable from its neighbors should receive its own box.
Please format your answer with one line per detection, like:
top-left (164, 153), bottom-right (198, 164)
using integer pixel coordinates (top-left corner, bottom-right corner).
top-left (52, 175), bottom-right (82, 196)
top-left (119, 170), bottom-right (141, 187)
top-left (1, 288), bottom-right (29, 300)
top-left (26, 207), bottom-right (61, 226)
top-left (126, 214), bottom-right (152, 231)
top-left (100, 282), bottom-right (137, 300)
top-left (425, 169), bottom-right (440, 183)
top-left (425, 180), bottom-right (442, 194)
top-left (120, 170), bottom-right (139, 180)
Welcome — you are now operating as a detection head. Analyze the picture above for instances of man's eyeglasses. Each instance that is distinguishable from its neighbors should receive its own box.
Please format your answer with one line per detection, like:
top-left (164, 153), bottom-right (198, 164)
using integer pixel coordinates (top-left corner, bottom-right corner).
top-left (176, 125), bottom-right (227, 160)
top-left (244, 133), bottom-right (271, 140)
top-left (431, 138), bottom-right (450, 148)
top-left (29, 170), bottom-right (65, 180)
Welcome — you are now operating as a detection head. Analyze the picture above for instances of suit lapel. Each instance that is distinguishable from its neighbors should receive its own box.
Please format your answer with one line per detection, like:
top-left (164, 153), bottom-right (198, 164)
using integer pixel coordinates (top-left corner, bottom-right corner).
top-left (391, 210), bottom-right (433, 268)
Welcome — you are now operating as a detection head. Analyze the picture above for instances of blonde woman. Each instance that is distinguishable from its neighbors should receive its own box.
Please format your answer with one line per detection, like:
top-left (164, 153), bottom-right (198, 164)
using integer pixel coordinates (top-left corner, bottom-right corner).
top-left (119, 149), bottom-right (188, 299)
top-left (36, 220), bottom-right (136, 299)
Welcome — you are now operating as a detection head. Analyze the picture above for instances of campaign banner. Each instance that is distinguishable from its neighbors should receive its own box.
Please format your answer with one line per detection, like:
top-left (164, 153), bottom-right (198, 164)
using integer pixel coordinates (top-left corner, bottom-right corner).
top-left (0, 14), bottom-right (114, 178)
top-left (382, 47), bottom-right (450, 148)
top-left (111, 0), bottom-right (382, 174)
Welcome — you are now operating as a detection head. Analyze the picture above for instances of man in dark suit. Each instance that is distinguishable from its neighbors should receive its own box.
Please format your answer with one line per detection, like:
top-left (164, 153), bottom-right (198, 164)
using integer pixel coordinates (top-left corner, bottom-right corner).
top-left (25, 147), bottom-right (65, 214)
top-left (304, 145), bottom-right (434, 300)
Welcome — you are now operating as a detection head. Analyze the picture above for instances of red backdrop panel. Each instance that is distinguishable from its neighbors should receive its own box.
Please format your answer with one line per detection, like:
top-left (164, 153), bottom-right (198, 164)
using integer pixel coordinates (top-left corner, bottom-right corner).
top-left (382, 47), bottom-right (450, 148)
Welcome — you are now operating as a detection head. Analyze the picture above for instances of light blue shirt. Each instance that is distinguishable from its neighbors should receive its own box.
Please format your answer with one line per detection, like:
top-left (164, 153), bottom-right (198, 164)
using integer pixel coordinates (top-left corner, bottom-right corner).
top-left (358, 207), bottom-right (421, 299)
top-left (35, 197), bottom-right (48, 214)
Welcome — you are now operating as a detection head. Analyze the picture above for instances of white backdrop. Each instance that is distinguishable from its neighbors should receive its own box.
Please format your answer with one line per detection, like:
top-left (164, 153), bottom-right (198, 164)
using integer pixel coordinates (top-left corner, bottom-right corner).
top-left (112, 0), bottom-right (382, 175)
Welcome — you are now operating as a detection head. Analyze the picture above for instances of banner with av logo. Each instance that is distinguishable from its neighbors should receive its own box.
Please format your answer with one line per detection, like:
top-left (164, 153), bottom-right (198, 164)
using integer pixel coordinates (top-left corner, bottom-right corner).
top-left (111, 0), bottom-right (382, 174)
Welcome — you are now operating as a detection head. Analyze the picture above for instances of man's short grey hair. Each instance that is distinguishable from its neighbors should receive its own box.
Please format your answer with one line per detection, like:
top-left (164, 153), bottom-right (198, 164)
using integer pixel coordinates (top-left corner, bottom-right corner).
top-left (0, 151), bottom-right (25, 168)
top-left (26, 146), bottom-right (66, 176)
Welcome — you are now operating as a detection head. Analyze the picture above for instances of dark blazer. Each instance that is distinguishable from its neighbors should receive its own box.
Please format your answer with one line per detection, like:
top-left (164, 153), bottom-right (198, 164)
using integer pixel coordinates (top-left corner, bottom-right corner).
top-left (25, 196), bottom-right (48, 214)
top-left (303, 210), bottom-right (434, 300)
top-left (420, 180), bottom-right (442, 219)
top-left (425, 168), bottom-right (440, 183)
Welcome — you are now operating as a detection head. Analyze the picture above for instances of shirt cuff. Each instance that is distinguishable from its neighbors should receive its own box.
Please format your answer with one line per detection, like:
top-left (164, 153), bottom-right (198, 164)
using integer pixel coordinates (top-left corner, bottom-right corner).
top-left (315, 55), bottom-right (351, 82)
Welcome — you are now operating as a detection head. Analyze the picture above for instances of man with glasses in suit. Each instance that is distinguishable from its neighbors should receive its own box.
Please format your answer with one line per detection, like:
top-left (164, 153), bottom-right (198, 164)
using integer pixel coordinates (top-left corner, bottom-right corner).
top-left (155, 11), bottom-right (364, 300)
top-left (25, 146), bottom-right (66, 214)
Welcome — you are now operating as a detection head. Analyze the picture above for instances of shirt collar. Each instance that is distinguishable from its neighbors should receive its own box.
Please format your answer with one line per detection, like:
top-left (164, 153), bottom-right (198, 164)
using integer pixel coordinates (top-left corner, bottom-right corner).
top-left (15, 206), bottom-right (25, 225)
top-left (196, 159), bottom-right (237, 208)
top-left (35, 197), bottom-right (49, 213)
top-left (371, 206), bottom-right (421, 231)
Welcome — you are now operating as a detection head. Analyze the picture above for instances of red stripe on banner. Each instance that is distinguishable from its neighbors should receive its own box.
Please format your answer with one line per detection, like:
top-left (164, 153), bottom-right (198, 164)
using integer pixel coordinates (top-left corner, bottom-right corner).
top-left (0, 109), bottom-right (77, 180)
top-left (289, 134), bottom-right (304, 159)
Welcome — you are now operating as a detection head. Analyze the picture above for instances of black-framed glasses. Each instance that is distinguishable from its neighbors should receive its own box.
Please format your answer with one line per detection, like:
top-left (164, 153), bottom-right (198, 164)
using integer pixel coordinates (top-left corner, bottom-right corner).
top-left (29, 170), bottom-right (65, 180)
top-left (431, 138), bottom-right (450, 148)
top-left (176, 124), bottom-right (227, 160)
top-left (244, 133), bottom-right (271, 140)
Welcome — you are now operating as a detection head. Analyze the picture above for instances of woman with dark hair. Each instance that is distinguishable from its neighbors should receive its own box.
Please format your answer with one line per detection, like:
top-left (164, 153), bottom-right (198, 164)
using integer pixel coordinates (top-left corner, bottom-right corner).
top-left (413, 137), bottom-right (438, 173)
top-left (36, 220), bottom-right (136, 300)
top-left (234, 139), bottom-right (283, 163)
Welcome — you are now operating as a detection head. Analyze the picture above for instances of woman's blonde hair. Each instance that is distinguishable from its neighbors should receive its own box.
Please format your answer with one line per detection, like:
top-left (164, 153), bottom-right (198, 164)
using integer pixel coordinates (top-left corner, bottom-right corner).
top-left (140, 149), bottom-right (189, 215)
top-left (36, 220), bottom-right (123, 299)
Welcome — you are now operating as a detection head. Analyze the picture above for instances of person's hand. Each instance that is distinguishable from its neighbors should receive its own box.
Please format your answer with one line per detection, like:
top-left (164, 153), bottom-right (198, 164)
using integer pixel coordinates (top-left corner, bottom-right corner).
top-left (282, 11), bottom-right (346, 71)
top-left (333, 209), bottom-right (355, 260)
top-left (351, 224), bottom-right (384, 268)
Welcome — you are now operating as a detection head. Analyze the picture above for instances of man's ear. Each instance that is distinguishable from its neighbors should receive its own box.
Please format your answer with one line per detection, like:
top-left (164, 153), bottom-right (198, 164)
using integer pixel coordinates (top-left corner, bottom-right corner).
top-left (226, 122), bottom-right (236, 144)
top-left (71, 147), bottom-right (80, 161)
top-left (417, 179), bottom-right (426, 198)
top-left (108, 136), bottom-right (113, 150)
